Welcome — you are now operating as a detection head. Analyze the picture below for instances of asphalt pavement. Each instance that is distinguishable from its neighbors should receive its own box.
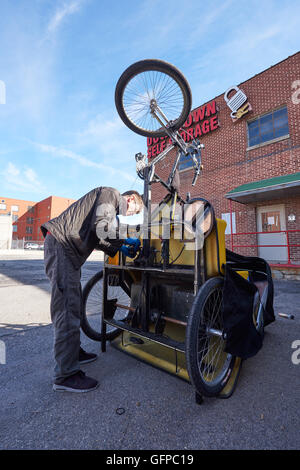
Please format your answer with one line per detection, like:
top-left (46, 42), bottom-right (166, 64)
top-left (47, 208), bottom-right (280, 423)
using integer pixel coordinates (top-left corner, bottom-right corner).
top-left (0, 253), bottom-right (299, 450)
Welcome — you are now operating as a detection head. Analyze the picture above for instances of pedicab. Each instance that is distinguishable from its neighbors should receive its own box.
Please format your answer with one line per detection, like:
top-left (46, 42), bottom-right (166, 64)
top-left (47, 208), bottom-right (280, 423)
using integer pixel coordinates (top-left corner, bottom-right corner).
top-left (80, 60), bottom-right (275, 403)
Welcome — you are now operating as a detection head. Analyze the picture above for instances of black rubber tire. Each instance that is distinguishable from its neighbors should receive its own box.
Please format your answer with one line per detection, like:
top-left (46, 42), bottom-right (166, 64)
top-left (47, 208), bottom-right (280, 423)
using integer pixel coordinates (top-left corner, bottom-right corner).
top-left (185, 277), bottom-right (236, 397)
top-left (115, 59), bottom-right (192, 138)
top-left (81, 270), bottom-right (129, 342)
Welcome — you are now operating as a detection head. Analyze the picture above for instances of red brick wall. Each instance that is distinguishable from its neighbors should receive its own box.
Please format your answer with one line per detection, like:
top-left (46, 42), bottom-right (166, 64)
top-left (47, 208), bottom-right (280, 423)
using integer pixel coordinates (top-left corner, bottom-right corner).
top-left (149, 52), bottom-right (300, 262)
top-left (50, 196), bottom-right (75, 218)
top-left (35, 196), bottom-right (76, 239)
top-left (34, 196), bottom-right (52, 240)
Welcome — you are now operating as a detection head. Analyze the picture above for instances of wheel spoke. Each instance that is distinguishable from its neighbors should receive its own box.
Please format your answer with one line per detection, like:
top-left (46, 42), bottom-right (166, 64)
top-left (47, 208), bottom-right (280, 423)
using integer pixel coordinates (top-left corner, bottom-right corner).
top-left (121, 69), bottom-right (185, 133)
top-left (196, 284), bottom-right (231, 386)
top-left (84, 276), bottom-right (130, 337)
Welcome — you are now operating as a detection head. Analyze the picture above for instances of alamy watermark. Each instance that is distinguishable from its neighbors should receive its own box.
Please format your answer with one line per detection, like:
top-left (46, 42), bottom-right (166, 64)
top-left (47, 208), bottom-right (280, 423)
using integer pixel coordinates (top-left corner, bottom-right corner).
top-left (0, 340), bottom-right (6, 364)
top-left (0, 80), bottom-right (6, 104)
top-left (291, 80), bottom-right (300, 105)
top-left (95, 201), bottom-right (205, 250)
top-left (291, 340), bottom-right (300, 365)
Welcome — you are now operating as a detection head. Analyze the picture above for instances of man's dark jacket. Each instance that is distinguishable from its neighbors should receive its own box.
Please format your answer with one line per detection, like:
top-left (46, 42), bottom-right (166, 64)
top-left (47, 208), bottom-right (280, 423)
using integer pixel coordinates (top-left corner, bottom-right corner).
top-left (41, 187), bottom-right (125, 269)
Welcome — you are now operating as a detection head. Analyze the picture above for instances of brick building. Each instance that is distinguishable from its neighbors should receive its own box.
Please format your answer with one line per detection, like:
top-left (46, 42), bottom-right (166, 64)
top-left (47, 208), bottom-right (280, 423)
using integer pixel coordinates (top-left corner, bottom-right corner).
top-left (0, 197), bottom-right (36, 246)
top-left (148, 52), bottom-right (300, 272)
top-left (0, 195), bottom-right (75, 247)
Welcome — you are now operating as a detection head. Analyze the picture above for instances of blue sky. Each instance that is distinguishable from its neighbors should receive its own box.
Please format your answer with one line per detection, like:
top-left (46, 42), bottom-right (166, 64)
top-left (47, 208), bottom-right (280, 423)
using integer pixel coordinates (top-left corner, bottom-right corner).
top-left (0, 0), bottom-right (299, 202)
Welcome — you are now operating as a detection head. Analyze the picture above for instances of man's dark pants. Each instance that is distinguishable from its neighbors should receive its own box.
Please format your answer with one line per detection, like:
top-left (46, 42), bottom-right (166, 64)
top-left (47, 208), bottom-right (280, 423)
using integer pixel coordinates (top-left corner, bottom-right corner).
top-left (44, 234), bottom-right (82, 383)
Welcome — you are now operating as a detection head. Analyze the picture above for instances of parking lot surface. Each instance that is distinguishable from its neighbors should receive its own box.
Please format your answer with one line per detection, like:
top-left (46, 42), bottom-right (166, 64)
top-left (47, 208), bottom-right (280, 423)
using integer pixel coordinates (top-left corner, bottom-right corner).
top-left (0, 253), bottom-right (299, 450)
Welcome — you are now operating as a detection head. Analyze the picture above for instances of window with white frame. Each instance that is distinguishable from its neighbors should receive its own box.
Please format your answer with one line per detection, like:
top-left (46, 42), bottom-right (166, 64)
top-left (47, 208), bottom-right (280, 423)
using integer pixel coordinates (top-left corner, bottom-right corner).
top-left (247, 106), bottom-right (289, 148)
top-left (221, 212), bottom-right (236, 235)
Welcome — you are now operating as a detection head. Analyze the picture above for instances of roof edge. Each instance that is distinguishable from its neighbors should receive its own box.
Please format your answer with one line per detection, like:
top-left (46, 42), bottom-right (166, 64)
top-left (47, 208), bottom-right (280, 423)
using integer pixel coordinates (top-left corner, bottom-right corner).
top-left (227, 172), bottom-right (300, 196)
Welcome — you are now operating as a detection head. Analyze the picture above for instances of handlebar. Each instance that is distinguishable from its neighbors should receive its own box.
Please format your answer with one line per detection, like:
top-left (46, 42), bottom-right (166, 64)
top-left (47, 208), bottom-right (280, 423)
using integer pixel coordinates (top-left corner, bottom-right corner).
top-left (135, 117), bottom-right (205, 194)
top-left (192, 163), bottom-right (204, 186)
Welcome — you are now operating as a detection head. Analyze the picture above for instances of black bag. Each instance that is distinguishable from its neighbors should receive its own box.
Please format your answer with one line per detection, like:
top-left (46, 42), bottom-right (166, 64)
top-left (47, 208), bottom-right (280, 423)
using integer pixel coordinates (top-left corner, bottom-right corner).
top-left (222, 250), bottom-right (275, 359)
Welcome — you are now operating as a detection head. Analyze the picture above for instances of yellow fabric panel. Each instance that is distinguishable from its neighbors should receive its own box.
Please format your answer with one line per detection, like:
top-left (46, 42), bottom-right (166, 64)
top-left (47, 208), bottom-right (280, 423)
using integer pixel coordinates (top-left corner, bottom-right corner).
top-left (205, 218), bottom-right (226, 278)
top-left (169, 238), bottom-right (194, 266)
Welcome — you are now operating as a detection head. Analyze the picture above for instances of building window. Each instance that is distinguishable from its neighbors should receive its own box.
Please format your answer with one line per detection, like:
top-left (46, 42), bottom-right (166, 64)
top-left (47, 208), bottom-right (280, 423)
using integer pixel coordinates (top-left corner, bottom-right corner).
top-left (12, 225), bottom-right (17, 232)
top-left (178, 153), bottom-right (194, 171)
top-left (12, 215), bottom-right (18, 222)
top-left (221, 212), bottom-right (236, 235)
top-left (177, 151), bottom-right (202, 172)
top-left (26, 226), bottom-right (33, 234)
top-left (11, 205), bottom-right (19, 212)
top-left (27, 206), bottom-right (35, 214)
top-left (26, 217), bottom-right (34, 224)
top-left (25, 236), bottom-right (32, 240)
top-left (247, 107), bottom-right (289, 147)
top-left (0, 203), bottom-right (6, 210)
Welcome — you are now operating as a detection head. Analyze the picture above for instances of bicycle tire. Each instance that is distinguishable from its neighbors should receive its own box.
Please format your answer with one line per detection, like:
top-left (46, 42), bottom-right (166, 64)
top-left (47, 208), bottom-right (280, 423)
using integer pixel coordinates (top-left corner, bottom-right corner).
top-left (115, 59), bottom-right (192, 138)
top-left (81, 270), bottom-right (130, 342)
top-left (253, 292), bottom-right (265, 338)
top-left (185, 277), bottom-right (236, 397)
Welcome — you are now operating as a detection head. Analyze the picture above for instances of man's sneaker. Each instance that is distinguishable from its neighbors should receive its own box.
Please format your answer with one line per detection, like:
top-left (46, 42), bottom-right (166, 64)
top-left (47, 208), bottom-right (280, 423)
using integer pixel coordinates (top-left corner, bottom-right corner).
top-left (53, 371), bottom-right (99, 393)
top-left (79, 347), bottom-right (98, 364)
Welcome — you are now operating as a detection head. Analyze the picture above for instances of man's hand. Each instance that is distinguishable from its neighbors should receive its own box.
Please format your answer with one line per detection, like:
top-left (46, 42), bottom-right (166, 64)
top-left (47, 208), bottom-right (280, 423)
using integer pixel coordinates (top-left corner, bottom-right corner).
top-left (119, 238), bottom-right (140, 258)
top-left (120, 244), bottom-right (138, 259)
top-left (124, 238), bottom-right (141, 250)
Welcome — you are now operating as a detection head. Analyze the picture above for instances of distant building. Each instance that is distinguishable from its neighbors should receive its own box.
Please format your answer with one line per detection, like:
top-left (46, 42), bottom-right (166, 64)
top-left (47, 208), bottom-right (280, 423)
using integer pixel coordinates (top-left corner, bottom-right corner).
top-left (0, 195), bottom-right (76, 247)
top-left (0, 214), bottom-right (12, 249)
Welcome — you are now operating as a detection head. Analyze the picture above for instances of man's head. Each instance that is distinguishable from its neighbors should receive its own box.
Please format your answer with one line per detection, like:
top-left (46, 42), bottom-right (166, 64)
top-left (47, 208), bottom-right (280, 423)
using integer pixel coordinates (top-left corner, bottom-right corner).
top-left (122, 190), bottom-right (144, 216)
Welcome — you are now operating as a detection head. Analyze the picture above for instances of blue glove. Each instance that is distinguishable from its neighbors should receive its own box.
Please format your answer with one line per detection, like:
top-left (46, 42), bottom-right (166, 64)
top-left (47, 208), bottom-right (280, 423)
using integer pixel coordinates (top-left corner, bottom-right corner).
top-left (120, 245), bottom-right (137, 258)
top-left (124, 238), bottom-right (141, 250)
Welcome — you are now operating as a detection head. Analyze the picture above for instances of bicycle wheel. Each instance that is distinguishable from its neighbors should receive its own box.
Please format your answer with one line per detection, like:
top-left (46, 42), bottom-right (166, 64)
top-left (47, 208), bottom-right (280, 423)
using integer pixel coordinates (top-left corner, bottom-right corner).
top-left (81, 271), bottom-right (131, 342)
top-left (185, 277), bottom-right (236, 397)
top-left (115, 59), bottom-right (192, 138)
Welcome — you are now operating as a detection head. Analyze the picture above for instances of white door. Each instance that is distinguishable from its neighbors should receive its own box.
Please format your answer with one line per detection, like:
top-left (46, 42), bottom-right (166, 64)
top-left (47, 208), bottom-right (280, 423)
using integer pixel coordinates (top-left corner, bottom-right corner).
top-left (257, 205), bottom-right (288, 262)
